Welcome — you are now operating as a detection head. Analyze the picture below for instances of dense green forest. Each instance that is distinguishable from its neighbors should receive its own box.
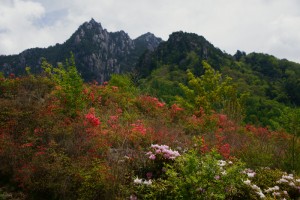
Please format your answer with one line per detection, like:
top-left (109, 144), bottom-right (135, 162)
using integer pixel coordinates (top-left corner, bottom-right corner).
top-left (0, 54), bottom-right (299, 199)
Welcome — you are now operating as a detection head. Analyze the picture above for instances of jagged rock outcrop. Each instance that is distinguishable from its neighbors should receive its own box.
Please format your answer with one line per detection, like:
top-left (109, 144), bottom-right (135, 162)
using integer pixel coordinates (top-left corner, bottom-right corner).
top-left (134, 32), bottom-right (163, 52)
top-left (0, 18), bottom-right (162, 83)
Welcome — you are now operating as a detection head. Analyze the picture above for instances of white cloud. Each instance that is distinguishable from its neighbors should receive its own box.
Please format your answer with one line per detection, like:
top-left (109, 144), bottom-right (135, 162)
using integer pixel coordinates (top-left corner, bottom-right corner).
top-left (0, 0), bottom-right (300, 63)
top-left (0, 0), bottom-right (45, 54)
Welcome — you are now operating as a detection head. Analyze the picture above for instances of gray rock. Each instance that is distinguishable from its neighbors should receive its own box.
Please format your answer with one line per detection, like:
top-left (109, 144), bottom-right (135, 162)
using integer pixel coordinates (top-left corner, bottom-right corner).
top-left (0, 18), bottom-right (163, 83)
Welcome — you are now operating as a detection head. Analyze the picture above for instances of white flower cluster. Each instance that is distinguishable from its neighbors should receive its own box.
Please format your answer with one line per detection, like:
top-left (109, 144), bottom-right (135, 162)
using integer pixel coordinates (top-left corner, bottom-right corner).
top-left (243, 179), bottom-right (251, 185)
top-left (277, 178), bottom-right (289, 183)
top-left (217, 160), bottom-right (232, 177)
top-left (243, 169), bottom-right (265, 199)
top-left (133, 177), bottom-right (152, 185)
top-left (146, 144), bottom-right (180, 160)
top-left (276, 173), bottom-right (299, 189)
top-left (243, 169), bottom-right (300, 199)
top-left (252, 184), bottom-right (266, 199)
top-left (243, 168), bottom-right (256, 178)
top-left (217, 160), bottom-right (227, 167)
top-left (243, 179), bottom-right (265, 199)
top-left (264, 185), bottom-right (279, 193)
top-left (264, 186), bottom-right (285, 197)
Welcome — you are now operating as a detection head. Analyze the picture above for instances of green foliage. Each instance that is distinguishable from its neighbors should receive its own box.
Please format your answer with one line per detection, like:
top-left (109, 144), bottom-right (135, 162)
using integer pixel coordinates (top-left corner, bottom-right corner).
top-left (245, 97), bottom-right (286, 129)
top-left (162, 152), bottom-right (244, 199)
top-left (134, 150), bottom-right (247, 199)
top-left (178, 61), bottom-right (246, 121)
top-left (280, 107), bottom-right (300, 172)
top-left (133, 149), bottom-right (300, 199)
top-left (77, 159), bottom-right (112, 200)
top-left (243, 53), bottom-right (300, 107)
top-left (242, 167), bottom-right (300, 199)
top-left (139, 64), bottom-right (186, 104)
top-left (109, 74), bottom-right (138, 96)
top-left (42, 53), bottom-right (85, 117)
top-left (280, 107), bottom-right (300, 137)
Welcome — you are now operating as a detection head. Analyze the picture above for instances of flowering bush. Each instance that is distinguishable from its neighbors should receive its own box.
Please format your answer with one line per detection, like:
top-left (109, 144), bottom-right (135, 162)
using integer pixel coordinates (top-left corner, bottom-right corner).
top-left (135, 95), bottom-right (167, 117)
top-left (132, 149), bottom-right (300, 199)
top-left (42, 56), bottom-right (85, 117)
top-left (85, 108), bottom-right (101, 127)
top-left (131, 144), bottom-right (182, 183)
top-left (131, 121), bottom-right (147, 136)
top-left (146, 144), bottom-right (180, 160)
top-left (132, 150), bottom-right (247, 199)
top-left (241, 167), bottom-right (300, 199)
top-left (133, 177), bottom-right (152, 185)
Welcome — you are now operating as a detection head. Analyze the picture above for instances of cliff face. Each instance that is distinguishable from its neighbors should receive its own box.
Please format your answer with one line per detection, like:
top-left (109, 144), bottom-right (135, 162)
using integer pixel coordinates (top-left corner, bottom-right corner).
top-left (0, 18), bottom-right (162, 83)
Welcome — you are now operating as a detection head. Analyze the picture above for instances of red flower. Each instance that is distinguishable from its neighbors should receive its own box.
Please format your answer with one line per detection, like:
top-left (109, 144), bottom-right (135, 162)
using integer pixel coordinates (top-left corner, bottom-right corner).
top-left (85, 113), bottom-right (101, 127)
top-left (156, 102), bottom-right (165, 108)
top-left (171, 104), bottom-right (184, 112)
top-left (218, 143), bottom-right (231, 159)
top-left (85, 108), bottom-right (101, 127)
top-left (131, 121), bottom-right (147, 135)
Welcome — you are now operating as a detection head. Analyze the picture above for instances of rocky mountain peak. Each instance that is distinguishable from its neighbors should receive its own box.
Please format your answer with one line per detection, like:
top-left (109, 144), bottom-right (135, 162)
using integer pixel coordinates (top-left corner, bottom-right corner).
top-left (134, 32), bottom-right (163, 51)
top-left (136, 32), bottom-right (161, 41)
top-left (0, 19), bottom-right (163, 83)
top-left (84, 18), bottom-right (103, 30)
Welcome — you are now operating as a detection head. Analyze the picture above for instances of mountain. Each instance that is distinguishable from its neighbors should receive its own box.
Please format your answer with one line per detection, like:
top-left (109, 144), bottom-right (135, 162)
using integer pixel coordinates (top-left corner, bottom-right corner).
top-left (0, 18), bottom-right (162, 82)
top-left (136, 31), bottom-right (233, 78)
top-left (135, 31), bottom-right (300, 128)
top-left (1, 19), bottom-right (300, 128)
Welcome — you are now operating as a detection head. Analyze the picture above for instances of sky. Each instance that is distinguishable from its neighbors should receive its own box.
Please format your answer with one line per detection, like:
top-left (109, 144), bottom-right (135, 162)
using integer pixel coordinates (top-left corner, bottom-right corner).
top-left (1, 0), bottom-right (300, 63)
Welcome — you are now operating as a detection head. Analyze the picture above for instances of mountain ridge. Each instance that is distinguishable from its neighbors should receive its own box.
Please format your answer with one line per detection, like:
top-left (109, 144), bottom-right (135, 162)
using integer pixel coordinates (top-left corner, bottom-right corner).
top-left (0, 18), bottom-right (163, 83)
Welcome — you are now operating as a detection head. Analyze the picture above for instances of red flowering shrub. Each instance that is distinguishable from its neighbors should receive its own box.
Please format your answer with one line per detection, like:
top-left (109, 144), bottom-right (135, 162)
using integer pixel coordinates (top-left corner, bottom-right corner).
top-left (85, 108), bottom-right (101, 127)
top-left (171, 103), bottom-right (184, 113)
top-left (131, 120), bottom-right (147, 136)
top-left (135, 95), bottom-right (167, 117)
top-left (107, 115), bottom-right (119, 129)
top-left (0, 73), bottom-right (299, 199)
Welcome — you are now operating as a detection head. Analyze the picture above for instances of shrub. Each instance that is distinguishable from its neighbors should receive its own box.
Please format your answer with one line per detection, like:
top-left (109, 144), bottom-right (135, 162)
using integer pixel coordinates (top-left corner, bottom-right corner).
top-left (132, 147), bottom-right (300, 199)
top-left (132, 148), bottom-right (246, 199)
top-left (42, 54), bottom-right (85, 117)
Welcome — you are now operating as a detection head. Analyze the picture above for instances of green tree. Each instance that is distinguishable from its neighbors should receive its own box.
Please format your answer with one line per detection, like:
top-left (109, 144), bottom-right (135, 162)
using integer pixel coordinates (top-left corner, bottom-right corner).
top-left (42, 53), bottom-right (85, 117)
top-left (109, 74), bottom-right (138, 95)
top-left (178, 61), bottom-right (246, 121)
top-left (280, 107), bottom-right (300, 173)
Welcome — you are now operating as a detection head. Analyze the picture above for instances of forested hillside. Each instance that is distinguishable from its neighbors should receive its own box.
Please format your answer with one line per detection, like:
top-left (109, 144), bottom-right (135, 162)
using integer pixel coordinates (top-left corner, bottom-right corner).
top-left (136, 31), bottom-right (300, 129)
